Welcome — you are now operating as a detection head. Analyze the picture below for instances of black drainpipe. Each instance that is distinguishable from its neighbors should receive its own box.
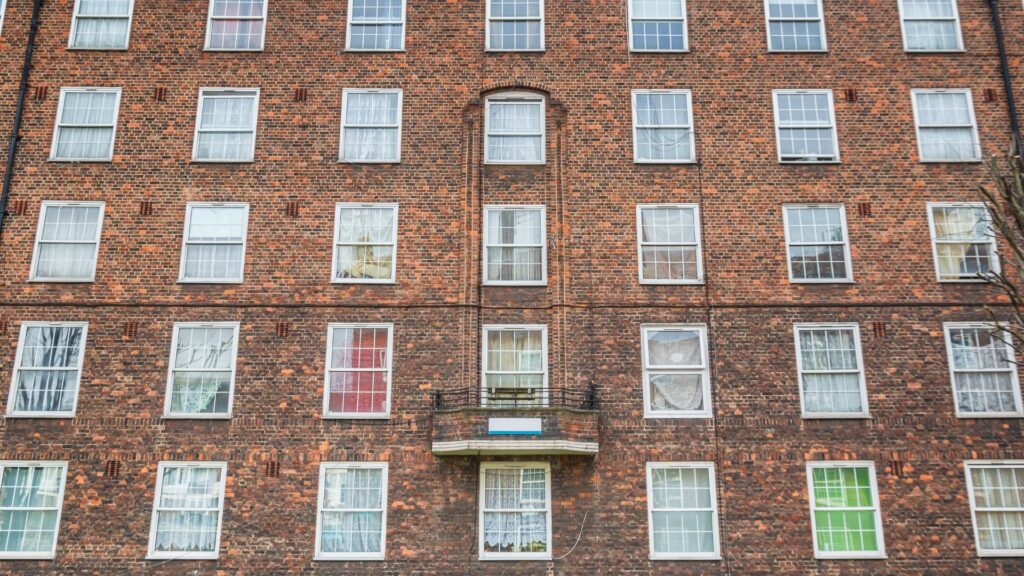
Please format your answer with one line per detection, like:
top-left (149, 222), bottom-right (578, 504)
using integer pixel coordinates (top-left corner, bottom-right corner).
top-left (987, 0), bottom-right (1022, 151)
top-left (0, 0), bottom-right (46, 243)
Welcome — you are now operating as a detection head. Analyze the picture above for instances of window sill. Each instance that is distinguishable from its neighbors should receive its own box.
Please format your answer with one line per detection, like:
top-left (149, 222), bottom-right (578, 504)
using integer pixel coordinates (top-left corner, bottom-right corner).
top-left (67, 47), bottom-right (129, 52)
top-left (163, 414), bottom-right (232, 420)
top-left (332, 279), bottom-right (397, 285)
top-left (338, 159), bottom-right (401, 164)
top-left (345, 49), bottom-right (406, 53)
top-left (314, 554), bottom-right (386, 561)
top-left (634, 159), bottom-right (698, 165)
top-left (49, 157), bottom-right (113, 163)
top-left (649, 554), bottom-right (722, 561)
top-left (202, 48), bottom-right (265, 53)
top-left (955, 412), bottom-right (1024, 419)
top-left (484, 49), bottom-right (546, 54)
top-left (643, 413), bottom-right (713, 420)
top-left (814, 553), bottom-right (887, 560)
top-left (482, 281), bottom-right (548, 287)
top-left (789, 279), bottom-right (855, 285)
top-left (904, 48), bottom-right (965, 54)
top-left (977, 550), bottom-right (1024, 558)
top-left (28, 277), bottom-right (96, 283)
top-left (484, 161), bottom-right (547, 166)
top-left (802, 413), bottom-right (871, 420)
top-left (323, 414), bottom-right (392, 420)
top-left (177, 279), bottom-right (245, 285)
top-left (629, 49), bottom-right (690, 54)
top-left (768, 49), bottom-right (828, 54)
top-left (191, 159), bottom-right (255, 164)
top-left (919, 159), bottom-right (983, 164)
top-left (479, 554), bottom-right (553, 561)
top-left (936, 278), bottom-right (990, 284)
top-left (146, 552), bottom-right (219, 560)
top-left (779, 160), bottom-right (841, 165)
top-left (5, 413), bottom-right (76, 419)
top-left (0, 553), bottom-right (57, 560)
top-left (639, 280), bottom-right (705, 286)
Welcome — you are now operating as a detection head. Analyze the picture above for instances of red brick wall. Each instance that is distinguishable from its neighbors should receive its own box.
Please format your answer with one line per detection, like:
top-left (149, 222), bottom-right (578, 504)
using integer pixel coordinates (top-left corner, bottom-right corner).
top-left (0, 0), bottom-right (1023, 574)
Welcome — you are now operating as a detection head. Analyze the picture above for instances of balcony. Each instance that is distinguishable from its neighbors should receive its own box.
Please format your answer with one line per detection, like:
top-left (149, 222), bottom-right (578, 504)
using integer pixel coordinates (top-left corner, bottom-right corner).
top-left (430, 386), bottom-right (600, 457)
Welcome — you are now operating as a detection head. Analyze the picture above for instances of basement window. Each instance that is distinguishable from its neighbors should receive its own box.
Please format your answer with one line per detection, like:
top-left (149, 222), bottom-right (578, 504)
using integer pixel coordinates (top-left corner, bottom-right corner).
top-left (69, 0), bottom-right (135, 49)
top-left (479, 462), bottom-right (551, 560)
top-left (147, 462), bottom-right (227, 559)
top-left (315, 462), bottom-right (389, 560)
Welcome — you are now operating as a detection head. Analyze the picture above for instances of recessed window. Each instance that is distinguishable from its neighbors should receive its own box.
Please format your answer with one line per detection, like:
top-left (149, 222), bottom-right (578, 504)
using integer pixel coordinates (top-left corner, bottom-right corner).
top-left (340, 89), bottom-right (403, 163)
top-left (794, 324), bottom-right (869, 418)
top-left (333, 204), bottom-right (398, 283)
top-left (7, 322), bottom-right (88, 418)
top-left (646, 462), bottom-right (721, 560)
top-left (912, 89), bottom-right (980, 162)
top-left (147, 462), bottom-right (227, 560)
top-left (204, 0), bottom-right (267, 50)
top-left (178, 203), bottom-right (250, 283)
top-left (486, 0), bottom-right (543, 51)
top-left (324, 324), bottom-right (393, 418)
top-left (193, 89), bottom-right (259, 162)
top-left (641, 325), bottom-right (711, 418)
top-left (944, 323), bottom-right (1023, 418)
top-left (482, 325), bottom-right (547, 407)
top-left (479, 462), bottom-right (551, 560)
top-left (764, 0), bottom-right (826, 51)
top-left (927, 203), bottom-right (998, 282)
top-left (628, 0), bottom-right (687, 52)
top-left (50, 88), bottom-right (122, 162)
top-left (632, 90), bottom-right (695, 163)
top-left (965, 461), bottom-right (1024, 556)
top-left (772, 90), bottom-right (839, 163)
top-left (636, 204), bottom-right (703, 284)
top-left (69, 0), bottom-right (135, 49)
top-left (485, 92), bottom-right (545, 164)
top-left (347, 0), bottom-right (405, 50)
top-left (165, 323), bottom-right (239, 419)
top-left (0, 462), bottom-right (68, 559)
top-left (806, 462), bottom-right (886, 559)
top-left (29, 201), bottom-right (105, 282)
top-left (783, 204), bottom-right (852, 282)
top-left (316, 462), bottom-right (389, 560)
top-left (898, 0), bottom-right (962, 52)
top-left (483, 206), bottom-right (546, 285)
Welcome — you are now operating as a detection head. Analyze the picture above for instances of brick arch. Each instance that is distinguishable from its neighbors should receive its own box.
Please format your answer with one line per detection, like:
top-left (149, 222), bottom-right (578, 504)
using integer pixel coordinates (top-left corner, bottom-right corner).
top-left (471, 81), bottom-right (569, 120)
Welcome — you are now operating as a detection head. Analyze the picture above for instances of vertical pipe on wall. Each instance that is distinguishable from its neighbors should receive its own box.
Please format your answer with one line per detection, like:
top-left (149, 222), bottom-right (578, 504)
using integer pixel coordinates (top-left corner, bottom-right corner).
top-left (987, 0), bottom-right (1022, 151)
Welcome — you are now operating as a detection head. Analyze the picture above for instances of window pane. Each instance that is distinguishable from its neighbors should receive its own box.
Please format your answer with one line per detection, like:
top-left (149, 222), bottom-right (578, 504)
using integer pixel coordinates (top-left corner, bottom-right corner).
top-left (330, 327), bottom-right (389, 370)
top-left (768, 0), bottom-right (819, 18)
top-left (328, 327), bottom-right (390, 415)
top-left (971, 466), bottom-right (1024, 551)
top-left (490, 0), bottom-right (541, 19)
top-left (649, 374), bottom-right (703, 411)
top-left (349, 24), bottom-right (403, 49)
top-left (78, 0), bottom-right (131, 16)
top-left (949, 328), bottom-right (1010, 371)
top-left (482, 467), bottom-right (548, 555)
top-left (646, 330), bottom-right (701, 367)
top-left (489, 21), bottom-right (541, 50)
top-left (787, 207), bottom-right (844, 243)
top-left (0, 466), bottom-right (63, 554)
top-left (208, 0), bottom-right (265, 50)
top-left (631, 20), bottom-right (685, 51)
top-left (73, 17), bottom-right (130, 49)
top-left (486, 209), bottom-right (543, 282)
top-left (61, 92), bottom-right (117, 125)
top-left (173, 327), bottom-right (235, 371)
top-left (187, 207), bottom-right (246, 242)
top-left (903, 0), bottom-right (955, 18)
top-left (351, 0), bottom-right (403, 21)
top-left (200, 96), bottom-right (254, 130)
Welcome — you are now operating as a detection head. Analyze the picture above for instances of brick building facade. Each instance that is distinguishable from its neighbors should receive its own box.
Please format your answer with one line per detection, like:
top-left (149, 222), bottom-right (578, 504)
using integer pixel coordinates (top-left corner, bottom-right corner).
top-left (1, 0), bottom-right (1024, 574)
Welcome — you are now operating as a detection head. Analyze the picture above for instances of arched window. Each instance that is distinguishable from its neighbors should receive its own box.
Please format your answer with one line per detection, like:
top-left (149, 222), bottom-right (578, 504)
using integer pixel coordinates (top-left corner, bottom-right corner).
top-left (484, 91), bottom-right (546, 165)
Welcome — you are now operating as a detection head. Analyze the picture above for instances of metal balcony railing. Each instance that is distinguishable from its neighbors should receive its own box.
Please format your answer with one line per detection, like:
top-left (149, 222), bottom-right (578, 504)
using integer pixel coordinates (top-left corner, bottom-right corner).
top-left (431, 384), bottom-right (599, 411)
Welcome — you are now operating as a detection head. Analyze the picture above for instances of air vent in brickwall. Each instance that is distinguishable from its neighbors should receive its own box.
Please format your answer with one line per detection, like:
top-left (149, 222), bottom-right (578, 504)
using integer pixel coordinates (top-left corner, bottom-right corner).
top-left (857, 202), bottom-right (872, 218)
top-left (843, 88), bottom-right (858, 102)
top-left (153, 87), bottom-right (167, 102)
top-left (293, 87), bottom-right (308, 102)
top-left (32, 86), bottom-right (48, 101)
top-left (275, 321), bottom-right (290, 338)
top-left (889, 459), bottom-right (905, 478)
top-left (123, 321), bottom-right (139, 340)
top-left (0, 321), bottom-right (7, 336)
top-left (984, 89), bottom-right (998, 103)
top-left (7, 200), bottom-right (28, 217)
top-left (872, 321), bottom-right (888, 339)
top-left (285, 200), bottom-right (300, 218)
top-left (263, 461), bottom-right (281, 478)
top-left (105, 460), bottom-right (122, 479)
top-left (138, 200), bottom-right (154, 216)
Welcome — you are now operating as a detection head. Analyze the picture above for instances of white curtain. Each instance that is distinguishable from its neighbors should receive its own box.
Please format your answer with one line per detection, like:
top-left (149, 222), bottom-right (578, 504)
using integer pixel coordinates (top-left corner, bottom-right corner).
top-left (154, 467), bottom-right (222, 553)
top-left (647, 330), bottom-right (703, 411)
top-left (487, 102), bottom-right (542, 162)
top-left (482, 468), bottom-right (547, 554)
top-left (320, 469), bottom-right (383, 554)
top-left (182, 206), bottom-right (246, 280)
top-left (344, 93), bottom-right (399, 161)
top-left (56, 92), bottom-right (117, 159)
top-left (72, 0), bottom-right (131, 48)
top-left (15, 326), bottom-right (82, 413)
top-left (485, 330), bottom-right (543, 405)
top-left (197, 96), bottom-right (255, 161)
top-left (335, 207), bottom-right (395, 280)
top-left (486, 209), bottom-right (542, 282)
top-left (903, 0), bottom-right (958, 50)
top-left (170, 327), bottom-right (234, 414)
top-left (973, 467), bottom-right (1024, 550)
top-left (35, 205), bottom-right (100, 279)
top-left (0, 466), bottom-right (61, 553)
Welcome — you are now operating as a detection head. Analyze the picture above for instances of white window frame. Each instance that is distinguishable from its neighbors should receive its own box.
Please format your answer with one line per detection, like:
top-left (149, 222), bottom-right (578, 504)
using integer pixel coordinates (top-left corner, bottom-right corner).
top-left (68, 0), bottom-right (136, 50)
top-left (345, 0), bottom-right (406, 51)
top-left (478, 461), bottom-right (552, 561)
top-left (203, 0), bottom-right (268, 51)
top-left (0, 0), bottom-right (6, 36)
top-left (7, 321), bottom-right (88, 418)
top-left (0, 461), bottom-right (69, 560)
top-left (631, 89), bottom-right (696, 164)
top-left (782, 204), bottom-right (853, 283)
top-left (635, 204), bottom-right (704, 285)
top-left (926, 202), bottom-right (999, 283)
top-left (763, 0), bottom-right (828, 52)
top-left (323, 323), bottom-right (394, 419)
top-left (192, 88), bottom-right (260, 163)
top-left (897, 0), bottom-right (964, 53)
top-left (49, 87), bottom-right (122, 162)
top-left (943, 322), bottom-right (1023, 418)
top-left (331, 203), bottom-right (399, 284)
top-left (484, 91), bottom-right (546, 165)
top-left (641, 324), bottom-right (712, 419)
top-left (481, 324), bottom-right (549, 407)
top-left (339, 88), bottom-right (403, 164)
top-left (645, 461), bottom-right (721, 561)
top-left (315, 462), bottom-right (389, 561)
top-left (771, 89), bottom-right (840, 164)
top-left (964, 460), bottom-right (1024, 557)
top-left (163, 322), bottom-right (241, 420)
top-left (482, 205), bottom-right (547, 286)
top-left (793, 323), bottom-right (870, 419)
top-left (29, 200), bottom-right (106, 283)
top-left (806, 461), bottom-right (887, 560)
top-left (485, 0), bottom-right (544, 52)
top-left (177, 202), bottom-right (250, 284)
top-left (146, 461), bottom-right (228, 560)
top-left (626, 0), bottom-right (688, 53)
top-left (911, 89), bottom-right (981, 163)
